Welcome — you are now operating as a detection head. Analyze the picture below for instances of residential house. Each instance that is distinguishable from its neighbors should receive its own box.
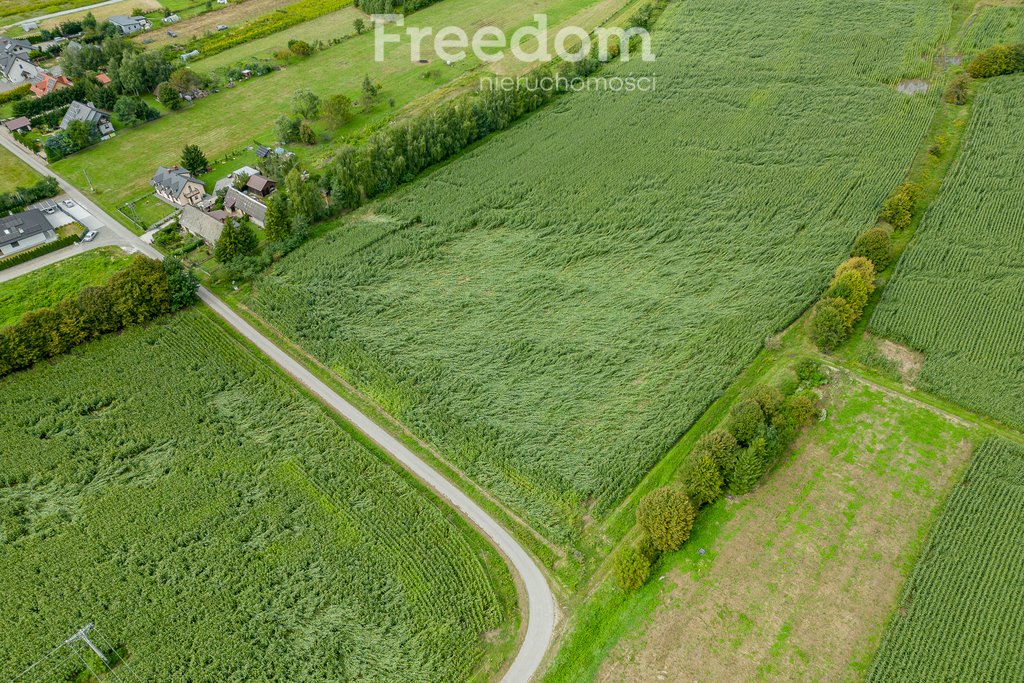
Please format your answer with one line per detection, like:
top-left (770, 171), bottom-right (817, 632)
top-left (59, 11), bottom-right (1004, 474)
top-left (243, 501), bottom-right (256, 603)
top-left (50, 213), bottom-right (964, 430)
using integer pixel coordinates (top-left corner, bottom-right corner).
top-left (179, 205), bottom-right (223, 244)
top-left (2, 116), bottom-right (31, 134)
top-left (223, 187), bottom-right (266, 227)
top-left (213, 166), bottom-right (261, 193)
top-left (152, 166), bottom-right (206, 207)
top-left (0, 37), bottom-right (32, 60)
top-left (0, 210), bottom-right (57, 257)
top-left (107, 16), bottom-right (151, 35)
top-left (0, 54), bottom-right (42, 84)
top-left (60, 101), bottom-right (114, 135)
top-left (245, 174), bottom-right (275, 197)
top-left (30, 72), bottom-right (73, 98)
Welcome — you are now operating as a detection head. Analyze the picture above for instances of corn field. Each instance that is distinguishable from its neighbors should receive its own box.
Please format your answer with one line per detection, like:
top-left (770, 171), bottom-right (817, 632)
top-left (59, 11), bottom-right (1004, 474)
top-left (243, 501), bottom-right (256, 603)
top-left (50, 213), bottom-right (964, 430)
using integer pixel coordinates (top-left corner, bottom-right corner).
top-left (958, 6), bottom-right (1024, 59)
top-left (870, 76), bottom-right (1024, 431)
top-left (250, 0), bottom-right (954, 544)
top-left (0, 311), bottom-right (511, 681)
top-left (867, 438), bottom-right (1024, 681)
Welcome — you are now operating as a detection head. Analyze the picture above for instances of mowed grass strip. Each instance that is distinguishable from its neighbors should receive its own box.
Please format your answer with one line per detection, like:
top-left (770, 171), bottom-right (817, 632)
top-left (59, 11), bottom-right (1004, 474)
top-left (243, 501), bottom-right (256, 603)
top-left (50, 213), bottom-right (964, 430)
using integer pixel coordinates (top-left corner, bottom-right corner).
top-left (53, 0), bottom-right (613, 215)
top-left (867, 437), bottom-right (1024, 681)
top-left (246, 0), bottom-right (954, 543)
top-left (0, 144), bottom-right (40, 194)
top-left (577, 380), bottom-right (973, 682)
top-left (870, 75), bottom-right (1024, 431)
top-left (0, 309), bottom-right (514, 681)
top-left (0, 247), bottom-right (131, 327)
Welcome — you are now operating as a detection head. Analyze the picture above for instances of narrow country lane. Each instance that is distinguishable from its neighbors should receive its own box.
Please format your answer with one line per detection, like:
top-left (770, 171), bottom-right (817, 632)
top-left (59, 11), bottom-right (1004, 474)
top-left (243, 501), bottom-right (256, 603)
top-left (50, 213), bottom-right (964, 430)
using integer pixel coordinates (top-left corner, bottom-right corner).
top-left (0, 132), bottom-right (557, 682)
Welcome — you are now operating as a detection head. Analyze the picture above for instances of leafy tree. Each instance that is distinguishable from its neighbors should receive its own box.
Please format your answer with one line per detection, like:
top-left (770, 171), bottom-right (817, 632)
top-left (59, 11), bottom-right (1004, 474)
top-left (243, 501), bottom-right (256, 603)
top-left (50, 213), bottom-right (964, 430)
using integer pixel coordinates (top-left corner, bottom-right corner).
top-left (299, 120), bottom-right (317, 145)
top-left (180, 144), bottom-right (208, 175)
top-left (82, 11), bottom-right (97, 30)
top-left (164, 257), bottom-right (199, 310)
top-left (157, 82), bottom-right (183, 110)
top-left (288, 39), bottom-right (313, 56)
top-left (114, 96), bottom-right (157, 126)
top-left (880, 183), bottom-right (920, 230)
top-left (967, 43), bottom-right (1024, 79)
top-left (729, 437), bottom-right (767, 495)
top-left (169, 67), bottom-right (206, 94)
top-left (276, 115), bottom-right (301, 143)
top-left (683, 453), bottom-right (724, 508)
top-left (826, 271), bottom-right (870, 324)
top-left (65, 120), bottom-right (97, 150)
top-left (945, 72), bottom-right (970, 105)
top-left (360, 74), bottom-right (380, 111)
top-left (786, 394), bottom-right (817, 428)
top-left (292, 89), bottom-right (321, 119)
top-left (851, 226), bottom-right (892, 270)
top-left (322, 93), bottom-right (353, 129)
top-left (284, 167), bottom-right (324, 227)
top-left (745, 385), bottom-right (784, 420)
top-left (109, 255), bottom-right (172, 325)
top-left (636, 486), bottom-right (696, 553)
top-left (726, 399), bottom-right (765, 445)
top-left (264, 192), bottom-right (291, 242)
top-left (215, 218), bottom-right (259, 263)
top-left (353, 18), bottom-right (366, 34)
top-left (614, 546), bottom-right (651, 591)
top-left (833, 256), bottom-right (876, 288)
top-left (811, 297), bottom-right (853, 352)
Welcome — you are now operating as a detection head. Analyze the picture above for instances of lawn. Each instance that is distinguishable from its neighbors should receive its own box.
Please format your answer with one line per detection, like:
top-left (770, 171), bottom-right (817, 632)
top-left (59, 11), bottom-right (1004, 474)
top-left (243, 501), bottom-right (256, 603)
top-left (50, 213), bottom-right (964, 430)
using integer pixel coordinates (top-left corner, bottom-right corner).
top-left (52, 0), bottom-right (630, 216)
top-left (867, 437), bottom-right (1024, 681)
top-left (870, 75), bottom-right (1024, 431)
top-left (0, 308), bottom-right (515, 681)
top-left (243, 0), bottom-right (955, 544)
top-left (546, 378), bottom-right (975, 681)
top-left (0, 248), bottom-right (131, 327)
top-left (0, 144), bottom-right (40, 194)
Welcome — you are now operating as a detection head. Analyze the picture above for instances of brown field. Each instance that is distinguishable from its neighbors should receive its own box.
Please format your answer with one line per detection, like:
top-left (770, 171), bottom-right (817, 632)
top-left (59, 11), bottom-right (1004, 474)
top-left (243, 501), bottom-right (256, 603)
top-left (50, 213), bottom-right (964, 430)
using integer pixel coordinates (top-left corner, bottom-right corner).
top-left (139, 0), bottom-right (294, 48)
top-left (597, 378), bottom-right (974, 682)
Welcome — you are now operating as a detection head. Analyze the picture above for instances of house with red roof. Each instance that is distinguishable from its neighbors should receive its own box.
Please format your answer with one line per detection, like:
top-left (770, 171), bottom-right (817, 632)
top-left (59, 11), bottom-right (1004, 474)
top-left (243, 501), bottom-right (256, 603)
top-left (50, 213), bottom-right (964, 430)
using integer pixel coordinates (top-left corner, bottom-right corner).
top-left (30, 72), bottom-right (73, 98)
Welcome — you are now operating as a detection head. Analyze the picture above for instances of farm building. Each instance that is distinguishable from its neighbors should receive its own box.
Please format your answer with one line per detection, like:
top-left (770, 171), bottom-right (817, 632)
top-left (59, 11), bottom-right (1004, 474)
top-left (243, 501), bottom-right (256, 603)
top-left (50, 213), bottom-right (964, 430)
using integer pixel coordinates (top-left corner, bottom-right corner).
top-left (152, 166), bottom-right (206, 207)
top-left (60, 101), bottom-right (114, 135)
top-left (246, 175), bottom-right (276, 197)
top-left (223, 187), bottom-right (266, 226)
top-left (179, 206), bottom-right (224, 244)
top-left (0, 209), bottom-right (57, 257)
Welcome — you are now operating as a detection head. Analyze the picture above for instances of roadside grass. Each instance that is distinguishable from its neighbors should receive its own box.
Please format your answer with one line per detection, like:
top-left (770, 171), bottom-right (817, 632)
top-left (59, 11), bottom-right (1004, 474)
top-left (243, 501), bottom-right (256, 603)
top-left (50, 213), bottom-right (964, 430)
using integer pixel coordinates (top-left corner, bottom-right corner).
top-left (545, 378), bottom-right (978, 682)
top-left (31, 0), bottom-right (162, 30)
top-left (0, 144), bottom-right (40, 193)
top-left (0, 247), bottom-right (130, 327)
top-left (52, 0), bottom-right (629, 216)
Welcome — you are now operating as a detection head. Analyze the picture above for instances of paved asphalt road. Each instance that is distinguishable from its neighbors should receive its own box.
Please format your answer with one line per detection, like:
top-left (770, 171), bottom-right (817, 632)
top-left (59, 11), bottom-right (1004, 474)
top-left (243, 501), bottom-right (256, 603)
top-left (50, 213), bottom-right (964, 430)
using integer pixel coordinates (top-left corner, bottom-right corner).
top-left (0, 132), bottom-right (557, 681)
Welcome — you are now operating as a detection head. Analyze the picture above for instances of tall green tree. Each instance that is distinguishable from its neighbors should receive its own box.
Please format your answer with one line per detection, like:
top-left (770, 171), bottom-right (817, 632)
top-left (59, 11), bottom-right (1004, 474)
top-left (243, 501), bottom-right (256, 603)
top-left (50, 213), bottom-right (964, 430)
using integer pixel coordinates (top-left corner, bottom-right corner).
top-left (263, 192), bottom-right (291, 242)
top-left (636, 486), bottom-right (696, 553)
top-left (180, 144), bottom-right (208, 175)
top-left (215, 218), bottom-right (259, 263)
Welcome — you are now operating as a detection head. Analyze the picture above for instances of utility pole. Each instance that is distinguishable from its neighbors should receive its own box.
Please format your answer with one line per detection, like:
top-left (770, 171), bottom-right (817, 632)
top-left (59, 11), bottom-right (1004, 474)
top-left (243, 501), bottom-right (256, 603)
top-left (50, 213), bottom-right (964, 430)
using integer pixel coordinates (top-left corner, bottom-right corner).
top-left (64, 623), bottom-right (109, 667)
top-left (83, 169), bottom-right (95, 193)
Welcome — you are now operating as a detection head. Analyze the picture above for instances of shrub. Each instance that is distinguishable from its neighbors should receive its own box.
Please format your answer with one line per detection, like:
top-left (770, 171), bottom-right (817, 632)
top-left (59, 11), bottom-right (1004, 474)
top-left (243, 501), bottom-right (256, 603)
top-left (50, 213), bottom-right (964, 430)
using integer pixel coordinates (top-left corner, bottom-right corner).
top-left (157, 82), bottom-right (183, 110)
top-left (0, 84), bottom-right (30, 105)
top-left (852, 226), bottom-right (892, 270)
top-left (795, 358), bottom-right (820, 383)
top-left (745, 384), bottom-right (784, 420)
top-left (967, 44), bottom-right (1024, 79)
top-left (288, 39), bottom-right (313, 56)
top-left (726, 399), bottom-right (765, 444)
top-left (729, 438), bottom-right (768, 494)
top-left (683, 453), bottom-right (724, 507)
top-left (834, 256), bottom-right (877, 289)
top-left (0, 176), bottom-right (59, 215)
top-left (776, 369), bottom-right (800, 397)
top-left (812, 297), bottom-right (854, 352)
top-left (692, 429), bottom-right (739, 479)
top-left (614, 546), bottom-right (651, 591)
top-left (786, 394), bottom-right (817, 428)
top-left (944, 73), bottom-right (969, 106)
top-left (636, 486), bottom-right (697, 553)
top-left (880, 183), bottom-right (920, 230)
top-left (826, 271), bottom-right (870, 324)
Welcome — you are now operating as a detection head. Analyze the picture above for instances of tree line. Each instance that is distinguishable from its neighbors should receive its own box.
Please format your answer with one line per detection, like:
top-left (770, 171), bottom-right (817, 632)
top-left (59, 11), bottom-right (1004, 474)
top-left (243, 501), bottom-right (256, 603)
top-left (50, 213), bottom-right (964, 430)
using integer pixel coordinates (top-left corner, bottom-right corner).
top-left (0, 176), bottom-right (59, 215)
top-left (0, 256), bottom-right (198, 378)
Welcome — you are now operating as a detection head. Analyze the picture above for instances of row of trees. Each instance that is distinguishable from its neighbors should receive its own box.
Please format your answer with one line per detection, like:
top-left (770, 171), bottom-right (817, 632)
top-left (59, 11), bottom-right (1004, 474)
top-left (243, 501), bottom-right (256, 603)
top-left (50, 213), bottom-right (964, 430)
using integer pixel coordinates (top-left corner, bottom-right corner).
top-left (811, 257), bottom-right (878, 352)
top-left (0, 176), bottom-right (59, 214)
top-left (615, 376), bottom-right (820, 590)
top-left (0, 256), bottom-right (198, 378)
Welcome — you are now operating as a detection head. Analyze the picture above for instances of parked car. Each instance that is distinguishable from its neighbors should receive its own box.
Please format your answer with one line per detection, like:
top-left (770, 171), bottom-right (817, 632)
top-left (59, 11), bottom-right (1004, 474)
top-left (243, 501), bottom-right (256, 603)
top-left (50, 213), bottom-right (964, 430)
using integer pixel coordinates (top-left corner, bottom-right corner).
top-left (82, 230), bottom-right (98, 242)
top-left (63, 199), bottom-right (74, 208)
top-left (44, 206), bottom-right (56, 214)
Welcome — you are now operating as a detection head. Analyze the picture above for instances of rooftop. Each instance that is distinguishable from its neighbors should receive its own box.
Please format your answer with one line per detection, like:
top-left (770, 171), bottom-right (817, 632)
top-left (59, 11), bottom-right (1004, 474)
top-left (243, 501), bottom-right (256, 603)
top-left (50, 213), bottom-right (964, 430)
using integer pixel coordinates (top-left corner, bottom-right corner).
top-left (0, 210), bottom-right (51, 249)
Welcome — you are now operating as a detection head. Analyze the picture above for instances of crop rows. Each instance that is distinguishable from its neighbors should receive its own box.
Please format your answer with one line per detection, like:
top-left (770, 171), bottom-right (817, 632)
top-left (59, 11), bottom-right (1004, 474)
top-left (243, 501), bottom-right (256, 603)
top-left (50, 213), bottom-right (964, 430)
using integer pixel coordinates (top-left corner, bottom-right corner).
top-left (250, 0), bottom-right (954, 543)
top-left (0, 311), bottom-right (508, 681)
top-left (870, 76), bottom-right (1024, 430)
top-left (958, 6), bottom-right (1024, 58)
top-left (867, 438), bottom-right (1024, 681)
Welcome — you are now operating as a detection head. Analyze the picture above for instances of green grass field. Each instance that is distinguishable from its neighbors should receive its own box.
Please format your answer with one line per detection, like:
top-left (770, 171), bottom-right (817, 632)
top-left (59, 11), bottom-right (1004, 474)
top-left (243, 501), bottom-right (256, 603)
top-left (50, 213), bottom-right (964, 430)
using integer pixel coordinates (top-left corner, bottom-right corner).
top-left (545, 377), bottom-right (975, 681)
top-left (0, 144), bottom-right (40, 194)
top-left (870, 75), bottom-right (1024, 431)
top-left (0, 248), bottom-right (131, 327)
top-left (244, 0), bottom-right (955, 544)
top-left (53, 0), bottom-right (617, 216)
top-left (0, 309), bottom-right (514, 681)
top-left (867, 437), bottom-right (1024, 681)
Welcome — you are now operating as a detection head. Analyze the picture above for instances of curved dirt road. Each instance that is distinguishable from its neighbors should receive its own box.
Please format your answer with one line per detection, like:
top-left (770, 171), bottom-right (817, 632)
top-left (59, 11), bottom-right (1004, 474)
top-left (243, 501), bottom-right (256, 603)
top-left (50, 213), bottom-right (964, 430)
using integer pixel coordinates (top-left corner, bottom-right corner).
top-left (0, 132), bottom-right (557, 682)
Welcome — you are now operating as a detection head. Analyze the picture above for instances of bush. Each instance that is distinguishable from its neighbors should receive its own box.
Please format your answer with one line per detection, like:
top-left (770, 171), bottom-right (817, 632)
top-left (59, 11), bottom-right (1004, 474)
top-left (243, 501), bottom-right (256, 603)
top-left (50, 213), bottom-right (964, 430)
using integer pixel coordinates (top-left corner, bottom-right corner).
top-left (726, 399), bottom-right (765, 444)
top-left (745, 384), bottom-right (784, 420)
top-left (795, 358), bottom-right (820, 383)
top-left (811, 297), bottom-right (853, 351)
top-left (851, 226), bottom-right (892, 270)
top-left (0, 84), bottom-right (30, 105)
top-left (834, 256), bottom-right (876, 287)
top-left (636, 486), bottom-right (697, 553)
top-left (0, 232), bottom-right (81, 272)
top-left (945, 72), bottom-right (971, 105)
top-left (776, 369), bottom-right (800, 397)
top-left (967, 44), bottom-right (1024, 79)
top-left (614, 546), bottom-right (651, 591)
top-left (729, 438), bottom-right (768, 495)
top-left (826, 271), bottom-right (870, 324)
top-left (880, 183), bottom-right (920, 230)
top-left (683, 453), bottom-right (724, 508)
top-left (288, 39), bottom-right (313, 56)
top-left (786, 394), bottom-right (817, 428)
top-left (692, 429), bottom-right (739, 478)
